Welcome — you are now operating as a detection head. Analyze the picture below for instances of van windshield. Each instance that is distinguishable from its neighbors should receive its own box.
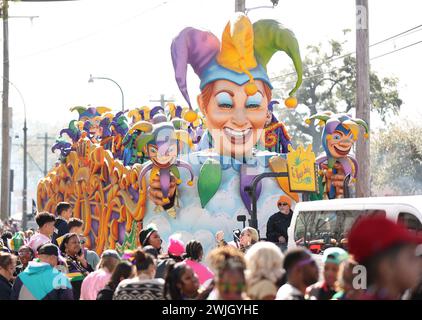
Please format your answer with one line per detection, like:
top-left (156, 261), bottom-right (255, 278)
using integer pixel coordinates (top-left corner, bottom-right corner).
top-left (294, 210), bottom-right (386, 253)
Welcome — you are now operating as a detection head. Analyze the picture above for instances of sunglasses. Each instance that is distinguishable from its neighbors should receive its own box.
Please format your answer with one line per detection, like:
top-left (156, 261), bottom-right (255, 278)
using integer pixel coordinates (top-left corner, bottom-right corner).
top-left (218, 282), bottom-right (245, 295)
top-left (278, 202), bottom-right (289, 206)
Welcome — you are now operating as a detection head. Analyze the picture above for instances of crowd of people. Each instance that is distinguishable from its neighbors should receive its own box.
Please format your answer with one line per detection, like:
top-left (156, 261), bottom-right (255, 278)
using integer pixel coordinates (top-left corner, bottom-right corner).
top-left (1, 201), bottom-right (422, 300)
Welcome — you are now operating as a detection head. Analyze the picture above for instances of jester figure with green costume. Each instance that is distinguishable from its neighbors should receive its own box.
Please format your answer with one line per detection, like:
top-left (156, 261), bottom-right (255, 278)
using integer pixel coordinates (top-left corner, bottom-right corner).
top-left (140, 14), bottom-right (303, 253)
top-left (305, 111), bottom-right (369, 200)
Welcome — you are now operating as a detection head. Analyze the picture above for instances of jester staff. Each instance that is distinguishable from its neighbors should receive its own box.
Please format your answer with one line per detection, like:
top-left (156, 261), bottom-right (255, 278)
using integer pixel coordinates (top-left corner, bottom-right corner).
top-left (305, 111), bottom-right (369, 199)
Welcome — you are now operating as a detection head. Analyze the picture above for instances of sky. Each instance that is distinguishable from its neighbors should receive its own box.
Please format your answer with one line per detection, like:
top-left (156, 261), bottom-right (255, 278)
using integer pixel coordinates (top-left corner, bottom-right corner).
top-left (2, 0), bottom-right (422, 214)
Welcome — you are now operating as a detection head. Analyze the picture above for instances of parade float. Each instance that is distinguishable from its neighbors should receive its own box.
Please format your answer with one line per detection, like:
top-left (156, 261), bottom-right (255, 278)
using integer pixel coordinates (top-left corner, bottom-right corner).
top-left (37, 14), bottom-right (327, 255)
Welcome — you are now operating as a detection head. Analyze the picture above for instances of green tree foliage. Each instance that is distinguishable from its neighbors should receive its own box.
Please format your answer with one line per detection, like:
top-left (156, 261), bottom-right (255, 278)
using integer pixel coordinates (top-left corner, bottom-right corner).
top-left (272, 37), bottom-right (402, 154)
top-left (371, 123), bottom-right (422, 195)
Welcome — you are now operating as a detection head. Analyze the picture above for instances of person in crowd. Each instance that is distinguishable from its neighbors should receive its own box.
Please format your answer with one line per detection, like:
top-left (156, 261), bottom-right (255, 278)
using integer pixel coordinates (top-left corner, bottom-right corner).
top-left (96, 261), bottom-right (135, 300)
top-left (276, 248), bottom-right (319, 300)
top-left (245, 241), bottom-right (284, 300)
top-left (10, 243), bottom-right (73, 300)
top-left (207, 246), bottom-right (248, 300)
top-left (139, 226), bottom-right (162, 253)
top-left (0, 238), bottom-right (9, 253)
top-left (407, 245), bottom-right (422, 300)
top-left (238, 227), bottom-right (259, 253)
top-left (68, 218), bottom-right (83, 235)
top-left (143, 245), bottom-right (159, 258)
top-left (59, 233), bottom-right (94, 300)
top-left (215, 227), bottom-right (259, 253)
top-left (10, 231), bottom-right (26, 253)
top-left (331, 257), bottom-right (364, 300)
top-left (164, 262), bottom-right (200, 300)
top-left (307, 247), bottom-right (349, 300)
top-left (25, 230), bottom-right (34, 243)
top-left (80, 249), bottom-right (121, 300)
top-left (0, 252), bottom-right (17, 300)
top-left (14, 245), bottom-right (34, 276)
top-left (1, 231), bottom-right (13, 253)
top-left (10, 220), bottom-right (18, 234)
top-left (156, 236), bottom-right (185, 279)
top-left (67, 218), bottom-right (100, 269)
top-left (27, 212), bottom-right (56, 254)
top-left (348, 215), bottom-right (422, 300)
top-left (52, 202), bottom-right (72, 246)
top-left (184, 240), bottom-right (214, 286)
top-left (113, 248), bottom-right (164, 300)
top-left (266, 196), bottom-right (294, 251)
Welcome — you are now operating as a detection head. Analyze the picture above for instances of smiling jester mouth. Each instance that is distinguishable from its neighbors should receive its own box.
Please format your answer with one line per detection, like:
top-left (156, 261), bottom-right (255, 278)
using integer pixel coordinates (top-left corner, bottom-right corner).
top-left (333, 146), bottom-right (351, 156)
top-left (223, 127), bottom-right (252, 143)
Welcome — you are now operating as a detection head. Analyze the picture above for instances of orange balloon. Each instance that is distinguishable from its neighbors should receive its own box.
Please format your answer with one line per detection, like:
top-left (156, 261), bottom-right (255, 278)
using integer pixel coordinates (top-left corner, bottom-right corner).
top-left (184, 110), bottom-right (198, 123)
top-left (285, 96), bottom-right (298, 109)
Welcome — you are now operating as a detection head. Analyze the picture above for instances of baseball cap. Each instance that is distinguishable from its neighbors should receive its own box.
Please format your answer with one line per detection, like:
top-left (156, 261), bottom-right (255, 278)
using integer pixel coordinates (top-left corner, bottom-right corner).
top-left (348, 215), bottom-right (422, 263)
top-left (101, 249), bottom-right (121, 260)
top-left (38, 243), bottom-right (60, 257)
top-left (322, 247), bottom-right (349, 265)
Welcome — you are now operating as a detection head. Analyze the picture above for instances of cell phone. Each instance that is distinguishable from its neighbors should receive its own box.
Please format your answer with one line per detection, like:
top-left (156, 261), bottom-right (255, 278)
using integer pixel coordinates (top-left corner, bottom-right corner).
top-left (233, 229), bottom-right (241, 243)
top-left (77, 249), bottom-right (83, 256)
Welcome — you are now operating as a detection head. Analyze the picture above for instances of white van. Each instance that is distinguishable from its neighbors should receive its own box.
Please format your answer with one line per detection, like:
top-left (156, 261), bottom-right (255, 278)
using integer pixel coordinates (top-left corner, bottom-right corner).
top-left (287, 195), bottom-right (422, 253)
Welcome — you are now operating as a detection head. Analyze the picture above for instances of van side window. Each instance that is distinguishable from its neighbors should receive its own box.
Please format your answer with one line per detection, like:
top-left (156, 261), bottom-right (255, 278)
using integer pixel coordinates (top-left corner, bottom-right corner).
top-left (364, 209), bottom-right (386, 218)
top-left (398, 212), bottom-right (422, 232)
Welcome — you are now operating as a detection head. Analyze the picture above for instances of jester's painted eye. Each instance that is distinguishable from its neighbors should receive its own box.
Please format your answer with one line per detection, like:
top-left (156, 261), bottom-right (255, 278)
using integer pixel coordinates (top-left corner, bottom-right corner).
top-left (333, 133), bottom-right (342, 141)
top-left (216, 92), bottom-right (233, 109)
top-left (245, 92), bottom-right (263, 109)
top-left (149, 146), bottom-right (158, 153)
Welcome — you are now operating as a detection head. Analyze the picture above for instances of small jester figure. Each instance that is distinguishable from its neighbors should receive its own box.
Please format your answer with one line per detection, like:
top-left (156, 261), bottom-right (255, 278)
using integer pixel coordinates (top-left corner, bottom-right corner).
top-left (168, 104), bottom-right (206, 150)
top-left (264, 100), bottom-right (292, 154)
top-left (128, 106), bottom-right (151, 124)
top-left (135, 120), bottom-right (194, 218)
top-left (305, 111), bottom-right (369, 199)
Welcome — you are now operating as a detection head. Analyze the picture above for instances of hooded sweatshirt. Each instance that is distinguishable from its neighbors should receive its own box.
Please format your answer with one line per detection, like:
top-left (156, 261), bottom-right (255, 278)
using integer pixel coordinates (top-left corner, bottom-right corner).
top-left (10, 260), bottom-right (73, 300)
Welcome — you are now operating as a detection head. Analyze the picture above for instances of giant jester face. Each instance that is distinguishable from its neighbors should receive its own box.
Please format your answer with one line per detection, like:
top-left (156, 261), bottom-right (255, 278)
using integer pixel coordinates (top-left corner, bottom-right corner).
top-left (327, 129), bottom-right (354, 158)
top-left (199, 79), bottom-right (268, 158)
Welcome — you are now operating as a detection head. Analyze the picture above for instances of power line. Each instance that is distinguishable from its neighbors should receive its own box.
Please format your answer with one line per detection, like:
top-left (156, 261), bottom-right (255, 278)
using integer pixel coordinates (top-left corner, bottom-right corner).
top-left (370, 24), bottom-right (422, 47)
top-left (370, 39), bottom-right (422, 60)
top-left (13, 143), bottom-right (44, 174)
top-left (278, 39), bottom-right (422, 86)
top-left (12, 1), bottom-right (170, 62)
top-left (271, 24), bottom-right (422, 81)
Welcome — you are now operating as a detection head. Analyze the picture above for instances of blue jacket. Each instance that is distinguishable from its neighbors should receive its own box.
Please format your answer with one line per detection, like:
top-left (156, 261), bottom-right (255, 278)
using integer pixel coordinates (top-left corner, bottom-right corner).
top-left (51, 218), bottom-right (69, 245)
top-left (11, 260), bottom-right (73, 300)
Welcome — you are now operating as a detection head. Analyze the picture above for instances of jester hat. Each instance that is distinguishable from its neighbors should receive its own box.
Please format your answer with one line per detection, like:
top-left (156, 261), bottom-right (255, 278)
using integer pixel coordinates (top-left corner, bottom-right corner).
top-left (129, 119), bottom-right (193, 152)
top-left (70, 106), bottom-right (112, 121)
top-left (171, 13), bottom-right (302, 113)
top-left (128, 106), bottom-right (151, 122)
top-left (305, 111), bottom-right (369, 157)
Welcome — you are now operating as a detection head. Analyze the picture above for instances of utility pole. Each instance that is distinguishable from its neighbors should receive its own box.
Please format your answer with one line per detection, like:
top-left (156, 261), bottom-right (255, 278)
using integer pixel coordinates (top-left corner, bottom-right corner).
top-left (1, 0), bottom-right (10, 221)
top-left (235, 0), bottom-right (246, 12)
top-left (149, 94), bottom-right (174, 109)
top-left (37, 133), bottom-right (55, 176)
top-left (22, 119), bottom-right (27, 230)
top-left (355, 0), bottom-right (370, 197)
